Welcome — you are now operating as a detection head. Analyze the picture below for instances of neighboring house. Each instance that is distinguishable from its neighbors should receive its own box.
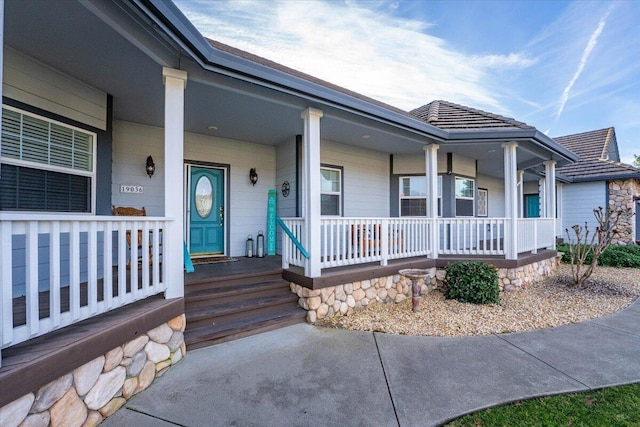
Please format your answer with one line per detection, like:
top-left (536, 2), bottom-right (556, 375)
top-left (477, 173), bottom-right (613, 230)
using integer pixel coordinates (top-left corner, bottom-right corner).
top-left (552, 128), bottom-right (640, 245)
top-left (0, 0), bottom-right (581, 424)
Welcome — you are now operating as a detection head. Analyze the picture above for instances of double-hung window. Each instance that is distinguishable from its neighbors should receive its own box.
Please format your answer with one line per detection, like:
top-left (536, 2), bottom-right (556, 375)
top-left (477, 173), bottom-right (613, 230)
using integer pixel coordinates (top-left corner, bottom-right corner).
top-left (320, 166), bottom-right (342, 216)
top-left (455, 177), bottom-right (475, 217)
top-left (399, 175), bottom-right (442, 216)
top-left (0, 105), bottom-right (96, 212)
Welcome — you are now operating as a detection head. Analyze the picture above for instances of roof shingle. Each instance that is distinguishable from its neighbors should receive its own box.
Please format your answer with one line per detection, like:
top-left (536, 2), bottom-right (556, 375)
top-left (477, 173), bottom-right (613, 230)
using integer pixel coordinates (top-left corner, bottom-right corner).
top-left (409, 100), bottom-right (534, 131)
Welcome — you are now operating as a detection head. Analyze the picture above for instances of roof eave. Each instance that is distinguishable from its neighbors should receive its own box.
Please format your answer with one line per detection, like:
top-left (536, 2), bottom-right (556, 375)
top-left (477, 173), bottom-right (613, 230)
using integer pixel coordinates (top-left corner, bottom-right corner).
top-left (569, 173), bottom-right (640, 183)
top-left (445, 129), bottom-right (579, 163)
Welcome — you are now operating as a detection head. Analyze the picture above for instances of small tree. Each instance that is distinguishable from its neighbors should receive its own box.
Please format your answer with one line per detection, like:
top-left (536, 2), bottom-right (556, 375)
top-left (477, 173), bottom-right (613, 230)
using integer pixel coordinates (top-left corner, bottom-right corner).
top-left (565, 206), bottom-right (633, 287)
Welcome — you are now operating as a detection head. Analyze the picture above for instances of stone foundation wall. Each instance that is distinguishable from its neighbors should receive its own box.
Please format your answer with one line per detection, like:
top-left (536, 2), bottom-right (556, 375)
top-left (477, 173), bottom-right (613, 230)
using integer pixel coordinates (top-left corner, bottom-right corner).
top-left (608, 179), bottom-right (640, 245)
top-left (294, 255), bottom-right (560, 322)
top-left (0, 314), bottom-right (186, 427)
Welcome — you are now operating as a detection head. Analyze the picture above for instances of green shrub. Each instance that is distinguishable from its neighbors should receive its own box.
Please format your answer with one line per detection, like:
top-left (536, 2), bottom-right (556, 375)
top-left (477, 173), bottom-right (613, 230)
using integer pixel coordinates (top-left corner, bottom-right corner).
top-left (598, 245), bottom-right (640, 268)
top-left (444, 261), bottom-right (500, 305)
top-left (557, 243), bottom-right (640, 268)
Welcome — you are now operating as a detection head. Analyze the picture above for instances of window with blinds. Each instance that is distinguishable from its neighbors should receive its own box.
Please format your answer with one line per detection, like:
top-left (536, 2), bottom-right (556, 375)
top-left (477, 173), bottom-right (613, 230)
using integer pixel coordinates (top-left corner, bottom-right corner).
top-left (0, 106), bottom-right (95, 212)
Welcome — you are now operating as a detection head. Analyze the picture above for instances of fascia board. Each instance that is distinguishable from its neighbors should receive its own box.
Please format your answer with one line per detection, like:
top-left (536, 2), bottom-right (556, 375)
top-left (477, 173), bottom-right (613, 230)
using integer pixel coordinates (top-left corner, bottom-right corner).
top-left (446, 129), bottom-right (579, 163)
top-left (138, 0), bottom-right (449, 141)
top-left (570, 173), bottom-right (640, 183)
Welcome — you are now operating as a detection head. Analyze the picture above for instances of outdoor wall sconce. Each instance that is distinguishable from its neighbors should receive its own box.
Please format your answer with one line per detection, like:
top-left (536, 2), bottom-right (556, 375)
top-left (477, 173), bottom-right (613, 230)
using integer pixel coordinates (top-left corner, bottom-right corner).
top-left (146, 156), bottom-right (156, 178)
top-left (249, 168), bottom-right (258, 186)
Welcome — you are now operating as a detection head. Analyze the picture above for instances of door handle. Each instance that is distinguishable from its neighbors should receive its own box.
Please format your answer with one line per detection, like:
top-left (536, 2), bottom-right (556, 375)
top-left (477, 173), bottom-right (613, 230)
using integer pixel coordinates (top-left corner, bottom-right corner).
top-left (219, 206), bottom-right (224, 226)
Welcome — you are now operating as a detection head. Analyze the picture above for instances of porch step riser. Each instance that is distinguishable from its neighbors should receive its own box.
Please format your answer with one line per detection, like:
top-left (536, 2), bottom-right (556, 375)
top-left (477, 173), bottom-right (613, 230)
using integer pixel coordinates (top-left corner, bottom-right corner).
top-left (185, 273), bottom-right (285, 292)
top-left (187, 298), bottom-right (299, 330)
top-left (187, 317), bottom-right (305, 350)
top-left (186, 287), bottom-right (292, 310)
top-left (185, 308), bottom-right (306, 349)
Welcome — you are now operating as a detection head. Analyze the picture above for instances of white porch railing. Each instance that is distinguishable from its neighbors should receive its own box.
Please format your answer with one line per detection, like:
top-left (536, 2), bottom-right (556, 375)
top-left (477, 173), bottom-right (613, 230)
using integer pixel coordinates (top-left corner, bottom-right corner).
top-left (437, 218), bottom-right (507, 256)
top-left (281, 216), bottom-right (556, 271)
top-left (0, 214), bottom-right (170, 353)
top-left (517, 218), bottom-right (555, 253)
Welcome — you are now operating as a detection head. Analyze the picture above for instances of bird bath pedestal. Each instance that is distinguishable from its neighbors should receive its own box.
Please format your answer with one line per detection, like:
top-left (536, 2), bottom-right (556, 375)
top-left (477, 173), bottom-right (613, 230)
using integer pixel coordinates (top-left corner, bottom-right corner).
top-left (399, 269), bottom-right (430, 313)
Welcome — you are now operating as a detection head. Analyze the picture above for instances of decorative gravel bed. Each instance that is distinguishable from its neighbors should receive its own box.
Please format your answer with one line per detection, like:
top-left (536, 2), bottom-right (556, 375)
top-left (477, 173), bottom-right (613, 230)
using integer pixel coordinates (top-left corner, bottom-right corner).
top-left (317, 264), bottom-right (640, 336)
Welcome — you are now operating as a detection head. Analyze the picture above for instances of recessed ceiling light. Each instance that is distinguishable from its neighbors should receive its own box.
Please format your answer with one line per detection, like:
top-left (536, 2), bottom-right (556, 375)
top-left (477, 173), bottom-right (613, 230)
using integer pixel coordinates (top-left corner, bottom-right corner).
top-left (208, 125), bottom-right (218, 131)
top-left (362, 134), bottom-right (370, 139)
top-left (488, 149), bottom-right (496, 153)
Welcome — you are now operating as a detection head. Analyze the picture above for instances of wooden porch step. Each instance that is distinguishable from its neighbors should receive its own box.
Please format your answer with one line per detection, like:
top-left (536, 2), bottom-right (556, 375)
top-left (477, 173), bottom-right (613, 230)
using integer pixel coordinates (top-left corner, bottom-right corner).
top-left (186, 292), bottom-right (299, 329)
top-left (185, 269), bottom-right (284, 292)
top-left (185, 306), bottom-right (306, 350)
top-left (185, 279), bottom-right (291, 309)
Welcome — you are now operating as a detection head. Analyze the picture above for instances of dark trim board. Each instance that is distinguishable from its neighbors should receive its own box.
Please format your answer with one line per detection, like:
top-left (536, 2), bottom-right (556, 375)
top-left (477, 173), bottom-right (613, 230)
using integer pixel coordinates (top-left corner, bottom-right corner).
top-left (0, 296), bottom-right (184, 408)
top-left (284, 250), bottom-right (557, 290)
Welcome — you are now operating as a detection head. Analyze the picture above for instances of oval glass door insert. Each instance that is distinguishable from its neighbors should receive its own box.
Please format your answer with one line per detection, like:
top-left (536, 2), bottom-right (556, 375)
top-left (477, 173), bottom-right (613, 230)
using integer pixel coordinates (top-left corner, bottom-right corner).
top-left (195, 176), bottom-right (213, 218)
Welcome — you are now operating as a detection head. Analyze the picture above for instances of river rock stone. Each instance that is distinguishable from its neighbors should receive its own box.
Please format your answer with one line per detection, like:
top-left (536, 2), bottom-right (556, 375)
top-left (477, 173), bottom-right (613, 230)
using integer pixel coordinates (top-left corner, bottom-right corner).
top-left (166, 331), bottom-right (184, 352)
top-left (171, 347), bottom-right (183, 365)
top-left (335, 285), bottom-right (346, 301)
top-left (168, 314), bottom-right (186, 332)
top-left (49, 388), bottom-right (86, 427)
top-left (122, 377), bottom-right (138, 400)
top-left (0, 393), bottom-right (34, 427)
top-left (145, 341), bottom-right (170, 364)
top-left (136, 361), bottom-right (156, 393)
top-left (352, 288), bottom-right (365, 301)
top-left (104, 347), bottom-right (123, 372)
top-left (73, 356), bottom-right (105, 397)
top-left (82, 411), bottom-right (103, 427)
top-left (21, 411), bottom-right (50, 427)
top-left (344, 283), bottom-right (353, 294)
top-left (84, 366), bottom-right (126, 410)
top-left (126, 351), bottom-right (147, 377)
top-left (147, 323), bottom-right (173, 344)
top-left (306, 310), bottom-right (317, 323)
top-left (316, 303), bottom-right (329, 319)
top-left (98, 397), bottom-right (126, 417)
top-left (155, 359), bottom-right (172, 373)
top-left (307, 296), bottom-right (321, 310)
top-left (32, 374), bottom-right (73, 412)
top-left (123, 336), bottom-right (149, 357)
top-left (346, 295), bottom-right (356, 308)
top-left (365, 287), bottom-right (377, 300)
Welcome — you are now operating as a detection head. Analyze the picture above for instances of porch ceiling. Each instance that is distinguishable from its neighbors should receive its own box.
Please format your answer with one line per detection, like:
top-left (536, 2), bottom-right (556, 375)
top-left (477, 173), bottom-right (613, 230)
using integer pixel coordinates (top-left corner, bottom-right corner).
top-left (4, 0), bottom-right (555, 180)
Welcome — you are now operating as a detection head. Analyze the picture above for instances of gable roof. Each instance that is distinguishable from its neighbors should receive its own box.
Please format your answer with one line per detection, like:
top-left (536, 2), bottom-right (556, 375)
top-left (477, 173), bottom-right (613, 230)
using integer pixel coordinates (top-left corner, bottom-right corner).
top-left (410, 100), bottom-right (534, 131)
top-left (553, 128), bottom-right (640, 182)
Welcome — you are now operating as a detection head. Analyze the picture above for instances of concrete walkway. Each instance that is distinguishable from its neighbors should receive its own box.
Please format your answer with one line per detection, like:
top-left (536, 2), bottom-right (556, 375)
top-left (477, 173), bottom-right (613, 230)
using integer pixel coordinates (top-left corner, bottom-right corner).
top-left (103, 299), bottom-right (640, 426)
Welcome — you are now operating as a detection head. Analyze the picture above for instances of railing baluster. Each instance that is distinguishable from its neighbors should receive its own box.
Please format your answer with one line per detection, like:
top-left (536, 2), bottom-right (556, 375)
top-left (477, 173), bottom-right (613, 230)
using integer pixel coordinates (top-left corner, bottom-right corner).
top-left (88, 221), bottom-right (98, 315)
top-left (117, 222), bottom-right (127, 303)
top-left (49, 222), bottom-right (61, 328)
top-left (103, 221), bottom-right (113, 309)
top-left (1, 221), bottom-right (14, 356)
top-left (25, 222), bottom-right (39, 336)
top-left (70, 221), bottom-right (81, 321)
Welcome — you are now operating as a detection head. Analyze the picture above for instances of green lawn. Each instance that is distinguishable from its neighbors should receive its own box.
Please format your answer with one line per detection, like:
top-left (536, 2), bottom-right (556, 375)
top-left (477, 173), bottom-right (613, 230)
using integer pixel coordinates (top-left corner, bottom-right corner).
top-left (446, 382), bottom-right (640, 427)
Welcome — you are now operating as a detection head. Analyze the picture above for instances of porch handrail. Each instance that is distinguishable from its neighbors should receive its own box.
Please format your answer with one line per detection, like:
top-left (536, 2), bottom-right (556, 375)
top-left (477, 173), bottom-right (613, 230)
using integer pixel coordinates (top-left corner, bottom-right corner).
top-left (0, 214), bottom-right (171, 356)
top-left (276, 217), bottom-right (310, 259)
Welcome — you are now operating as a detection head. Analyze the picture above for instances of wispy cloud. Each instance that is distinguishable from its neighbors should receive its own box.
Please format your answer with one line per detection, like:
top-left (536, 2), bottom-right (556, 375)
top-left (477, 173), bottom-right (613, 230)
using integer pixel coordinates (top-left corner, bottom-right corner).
top-left (175, 0), bottom-right (533, 113)
top-left (554, 6), bottom-right (613, 120)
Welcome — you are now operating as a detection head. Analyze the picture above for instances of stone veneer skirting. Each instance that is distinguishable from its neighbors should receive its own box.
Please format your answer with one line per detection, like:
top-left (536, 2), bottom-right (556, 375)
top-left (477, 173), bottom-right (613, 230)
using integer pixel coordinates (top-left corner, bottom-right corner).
top-left (0, 314), bottom-right (186, 427)
top-left (292, 255), bottom-right (560, 323)
top-left (608, 179), bottom-right (640, 245)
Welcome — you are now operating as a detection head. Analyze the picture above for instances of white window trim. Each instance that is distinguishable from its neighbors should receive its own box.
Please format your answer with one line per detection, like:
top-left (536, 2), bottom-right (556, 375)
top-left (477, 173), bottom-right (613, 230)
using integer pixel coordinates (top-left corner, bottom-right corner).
top-left (320, 165), bottom-right (342, 217)
top-left (1, 104), bottom-right (97, 214)
top-left (399, 175), bottom-right (442, 217)
top-left (455, 176), bottom-right (475, 217)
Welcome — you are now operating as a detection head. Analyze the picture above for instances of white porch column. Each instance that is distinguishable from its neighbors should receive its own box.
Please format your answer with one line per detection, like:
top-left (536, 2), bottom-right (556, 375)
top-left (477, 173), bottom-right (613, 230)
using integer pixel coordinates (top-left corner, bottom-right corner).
top-left (538, 178), bottom-right (546, 217)
top-left (163, 67), bottom-right (187, 298)
top-left (517, 170), bottom-right (524, 218)
top-left (301, 108), bottom-right (323, 277)
top-left (503, 142), bottom-right (518, 259)
top-left (424, 144), bottom-right (439, 259)
top-left (544, 160), bottom-right (557, 249)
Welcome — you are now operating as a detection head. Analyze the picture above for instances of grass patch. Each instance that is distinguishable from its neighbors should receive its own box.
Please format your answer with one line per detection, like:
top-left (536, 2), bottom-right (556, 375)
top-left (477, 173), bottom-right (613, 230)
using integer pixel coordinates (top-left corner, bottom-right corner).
top-left (446, 382), bottom-right (640, 427)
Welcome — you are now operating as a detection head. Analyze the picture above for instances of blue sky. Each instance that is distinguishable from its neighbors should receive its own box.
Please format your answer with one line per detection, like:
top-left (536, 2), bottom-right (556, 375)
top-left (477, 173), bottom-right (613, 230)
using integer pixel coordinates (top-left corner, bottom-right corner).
top-left (174, 0), bottom-right (639, 164)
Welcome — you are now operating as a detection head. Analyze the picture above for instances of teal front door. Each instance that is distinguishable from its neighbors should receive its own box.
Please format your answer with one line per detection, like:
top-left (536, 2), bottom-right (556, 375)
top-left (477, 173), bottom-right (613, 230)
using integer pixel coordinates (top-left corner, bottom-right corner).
top-left (189, 166), bottom-right (225, 255)
top-left (525, 194), bottom-right (540, 218)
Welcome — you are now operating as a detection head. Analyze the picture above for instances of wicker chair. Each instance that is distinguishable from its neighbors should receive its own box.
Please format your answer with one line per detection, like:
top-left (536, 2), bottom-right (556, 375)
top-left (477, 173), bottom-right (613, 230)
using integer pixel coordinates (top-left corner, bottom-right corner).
top-left (112, 205), bottom-right (150, 267)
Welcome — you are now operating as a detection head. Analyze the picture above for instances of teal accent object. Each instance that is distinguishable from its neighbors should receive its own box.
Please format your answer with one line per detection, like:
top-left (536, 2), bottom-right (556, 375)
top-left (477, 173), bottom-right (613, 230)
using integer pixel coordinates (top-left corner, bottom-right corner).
top-left (183, 242), bottom-right (195, 273)
top-left (276, 217), bottom-right (310, 259)
top-left (267, 189), bottom-right (277, 255)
